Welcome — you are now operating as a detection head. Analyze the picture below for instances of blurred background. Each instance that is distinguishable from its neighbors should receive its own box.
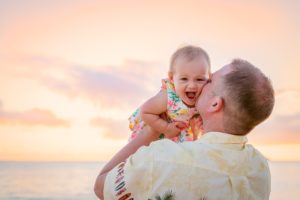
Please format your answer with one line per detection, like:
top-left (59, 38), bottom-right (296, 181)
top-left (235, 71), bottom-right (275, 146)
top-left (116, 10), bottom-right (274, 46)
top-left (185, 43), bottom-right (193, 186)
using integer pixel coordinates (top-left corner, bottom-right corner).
top-left (0, 0), bottom-right (299, 199)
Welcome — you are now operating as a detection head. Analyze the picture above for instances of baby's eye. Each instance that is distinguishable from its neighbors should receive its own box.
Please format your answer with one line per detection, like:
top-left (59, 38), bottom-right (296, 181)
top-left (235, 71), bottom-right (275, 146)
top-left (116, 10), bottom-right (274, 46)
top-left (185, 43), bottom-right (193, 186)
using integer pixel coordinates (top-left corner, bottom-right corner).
top-left (180, 78), bottom-right (188, 81)
top-left (196, 78), bottom-right (206, 82)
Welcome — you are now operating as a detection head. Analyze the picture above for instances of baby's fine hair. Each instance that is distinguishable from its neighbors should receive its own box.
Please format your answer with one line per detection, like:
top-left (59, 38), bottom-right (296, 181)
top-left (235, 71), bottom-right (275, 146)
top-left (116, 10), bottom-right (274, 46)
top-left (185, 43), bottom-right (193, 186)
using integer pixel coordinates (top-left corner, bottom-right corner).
top-left (169, 45), bottom-right (211, 74)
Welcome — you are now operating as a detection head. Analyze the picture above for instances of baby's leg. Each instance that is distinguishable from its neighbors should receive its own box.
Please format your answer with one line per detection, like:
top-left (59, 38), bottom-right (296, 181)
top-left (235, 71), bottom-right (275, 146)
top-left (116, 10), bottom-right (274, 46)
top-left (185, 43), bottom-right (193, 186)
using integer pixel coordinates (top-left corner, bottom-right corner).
top-left (138, 126), bottom-right (161, 142)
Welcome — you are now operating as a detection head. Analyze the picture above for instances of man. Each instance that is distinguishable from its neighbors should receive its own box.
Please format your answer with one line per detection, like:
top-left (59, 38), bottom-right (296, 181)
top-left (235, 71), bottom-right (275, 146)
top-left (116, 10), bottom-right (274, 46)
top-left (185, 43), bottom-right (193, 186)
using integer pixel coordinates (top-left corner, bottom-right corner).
top-left (94, 59), bottom-right (275, 200)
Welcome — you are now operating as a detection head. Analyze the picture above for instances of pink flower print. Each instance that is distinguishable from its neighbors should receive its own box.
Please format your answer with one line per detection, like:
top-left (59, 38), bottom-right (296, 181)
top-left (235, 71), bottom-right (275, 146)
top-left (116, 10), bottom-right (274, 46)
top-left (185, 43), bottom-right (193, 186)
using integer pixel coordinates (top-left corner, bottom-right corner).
top-left (167, 100), bottom-right (178, 110)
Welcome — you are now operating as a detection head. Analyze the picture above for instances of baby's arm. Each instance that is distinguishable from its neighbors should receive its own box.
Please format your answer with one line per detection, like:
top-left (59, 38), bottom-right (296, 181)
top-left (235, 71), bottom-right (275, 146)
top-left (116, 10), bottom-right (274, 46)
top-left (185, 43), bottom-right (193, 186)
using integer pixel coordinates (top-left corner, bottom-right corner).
top-left (140, 89), bottom-right (184, 138)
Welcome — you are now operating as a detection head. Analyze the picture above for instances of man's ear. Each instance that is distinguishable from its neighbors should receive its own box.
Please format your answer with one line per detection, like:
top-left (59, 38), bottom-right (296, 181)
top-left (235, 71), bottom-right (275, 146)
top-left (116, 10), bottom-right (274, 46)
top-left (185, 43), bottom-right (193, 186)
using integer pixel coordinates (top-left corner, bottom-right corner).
top-left (208, 96), bottom-right (223, 112)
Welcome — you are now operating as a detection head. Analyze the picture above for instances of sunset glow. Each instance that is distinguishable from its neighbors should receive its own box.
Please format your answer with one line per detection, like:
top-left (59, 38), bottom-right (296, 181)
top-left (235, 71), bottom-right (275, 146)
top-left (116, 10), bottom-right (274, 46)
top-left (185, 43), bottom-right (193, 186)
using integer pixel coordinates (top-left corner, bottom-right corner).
top-left (1, 0), bottom-right (299, 161)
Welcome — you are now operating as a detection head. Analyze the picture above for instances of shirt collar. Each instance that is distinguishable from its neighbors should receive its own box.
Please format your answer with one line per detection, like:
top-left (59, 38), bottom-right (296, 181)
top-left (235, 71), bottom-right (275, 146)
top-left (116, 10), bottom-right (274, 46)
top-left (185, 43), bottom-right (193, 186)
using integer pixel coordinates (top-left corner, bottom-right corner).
top-left (198, 132), bottom-right (248, 144)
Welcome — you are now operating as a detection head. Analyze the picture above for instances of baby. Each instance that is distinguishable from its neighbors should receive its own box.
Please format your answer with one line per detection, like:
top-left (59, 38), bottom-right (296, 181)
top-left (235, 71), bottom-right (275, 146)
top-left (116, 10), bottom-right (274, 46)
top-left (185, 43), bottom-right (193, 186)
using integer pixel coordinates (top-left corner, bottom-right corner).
top-left (129, 45), bottom-right (211, 143)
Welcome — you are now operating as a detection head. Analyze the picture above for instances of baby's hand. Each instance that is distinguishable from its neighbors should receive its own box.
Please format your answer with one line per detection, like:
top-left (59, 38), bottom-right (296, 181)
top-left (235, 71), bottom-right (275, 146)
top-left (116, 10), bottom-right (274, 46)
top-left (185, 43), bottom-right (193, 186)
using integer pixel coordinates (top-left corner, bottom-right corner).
top-left (164, 121), bottom-right (186, 138)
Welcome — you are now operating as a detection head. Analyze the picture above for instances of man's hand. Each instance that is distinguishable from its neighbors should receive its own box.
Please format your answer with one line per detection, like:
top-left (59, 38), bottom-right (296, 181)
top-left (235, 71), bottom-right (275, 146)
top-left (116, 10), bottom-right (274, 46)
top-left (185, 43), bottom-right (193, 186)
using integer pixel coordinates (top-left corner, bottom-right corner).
top-left (164, 121), bottom-right (187, 138)
top-left (190, 115), bottom-right (203, 140)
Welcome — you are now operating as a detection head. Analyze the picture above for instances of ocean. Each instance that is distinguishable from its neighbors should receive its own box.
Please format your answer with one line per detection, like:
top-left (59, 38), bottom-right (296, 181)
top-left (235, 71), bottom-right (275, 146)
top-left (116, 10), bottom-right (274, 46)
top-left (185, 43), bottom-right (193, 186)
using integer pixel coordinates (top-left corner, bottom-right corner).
top-left (0, 161), bottom-right (299, 200)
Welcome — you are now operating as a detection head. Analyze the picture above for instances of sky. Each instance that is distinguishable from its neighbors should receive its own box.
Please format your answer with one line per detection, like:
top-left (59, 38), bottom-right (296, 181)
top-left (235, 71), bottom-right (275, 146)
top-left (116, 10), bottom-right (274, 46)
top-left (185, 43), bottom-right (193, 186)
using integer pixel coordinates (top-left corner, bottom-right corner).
top-left (0, 0), bottom-right (299, 161)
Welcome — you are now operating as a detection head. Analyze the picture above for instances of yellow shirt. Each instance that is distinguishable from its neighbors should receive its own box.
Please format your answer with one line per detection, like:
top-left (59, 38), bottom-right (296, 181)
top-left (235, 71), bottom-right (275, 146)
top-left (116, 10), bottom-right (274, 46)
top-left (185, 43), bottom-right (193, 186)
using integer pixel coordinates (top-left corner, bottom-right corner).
top-left (104, 132), bottom-right (271, 200)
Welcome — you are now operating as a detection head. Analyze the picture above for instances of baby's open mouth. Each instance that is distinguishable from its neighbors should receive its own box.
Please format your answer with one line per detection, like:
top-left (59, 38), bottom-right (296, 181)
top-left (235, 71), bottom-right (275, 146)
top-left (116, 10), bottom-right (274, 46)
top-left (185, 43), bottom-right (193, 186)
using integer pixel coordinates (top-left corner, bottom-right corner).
top-left (186, 92), bottom-right (196, 100)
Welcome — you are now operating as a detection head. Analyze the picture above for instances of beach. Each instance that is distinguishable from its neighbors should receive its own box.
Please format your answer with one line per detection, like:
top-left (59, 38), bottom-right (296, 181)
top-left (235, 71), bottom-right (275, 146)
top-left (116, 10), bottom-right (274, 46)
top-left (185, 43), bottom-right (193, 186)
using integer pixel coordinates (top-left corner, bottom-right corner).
top-left (0, 161), bottom-right (299, 200)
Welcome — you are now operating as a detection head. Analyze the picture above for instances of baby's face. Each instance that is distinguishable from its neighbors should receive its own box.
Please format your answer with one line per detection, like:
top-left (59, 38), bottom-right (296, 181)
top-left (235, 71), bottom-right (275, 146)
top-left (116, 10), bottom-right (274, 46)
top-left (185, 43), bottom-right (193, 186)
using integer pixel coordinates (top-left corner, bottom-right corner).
top-left (171, 57), bottom-right (210, 107)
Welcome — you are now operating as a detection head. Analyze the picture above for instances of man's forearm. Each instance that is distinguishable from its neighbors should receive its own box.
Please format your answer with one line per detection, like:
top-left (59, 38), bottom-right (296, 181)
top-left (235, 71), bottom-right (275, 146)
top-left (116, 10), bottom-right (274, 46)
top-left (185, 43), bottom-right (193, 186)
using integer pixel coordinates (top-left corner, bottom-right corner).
top-left (94, 126), bottom-right (159, 199)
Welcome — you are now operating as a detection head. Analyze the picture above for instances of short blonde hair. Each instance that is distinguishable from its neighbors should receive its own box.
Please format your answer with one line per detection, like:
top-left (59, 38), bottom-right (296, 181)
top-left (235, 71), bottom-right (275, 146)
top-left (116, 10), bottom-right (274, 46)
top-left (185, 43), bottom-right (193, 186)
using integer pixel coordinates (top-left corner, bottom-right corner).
top-left (222, 59), bottom-right (275, 135)
top-left (169, 45), bottom-right (211, 78)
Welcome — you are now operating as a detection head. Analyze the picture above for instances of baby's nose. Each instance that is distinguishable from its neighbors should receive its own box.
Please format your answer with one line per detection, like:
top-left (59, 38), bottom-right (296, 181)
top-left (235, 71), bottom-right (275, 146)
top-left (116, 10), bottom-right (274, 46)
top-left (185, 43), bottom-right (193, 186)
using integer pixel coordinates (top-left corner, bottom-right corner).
top-left (188, 81), bottom-right (196, 89)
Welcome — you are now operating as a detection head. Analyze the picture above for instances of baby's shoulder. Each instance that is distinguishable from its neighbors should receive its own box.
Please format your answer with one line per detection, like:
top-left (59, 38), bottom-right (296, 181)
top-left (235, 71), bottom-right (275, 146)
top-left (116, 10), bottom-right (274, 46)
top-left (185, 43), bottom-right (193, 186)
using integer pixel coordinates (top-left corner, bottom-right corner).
top-left (161, 78), bottom-right (175, 90)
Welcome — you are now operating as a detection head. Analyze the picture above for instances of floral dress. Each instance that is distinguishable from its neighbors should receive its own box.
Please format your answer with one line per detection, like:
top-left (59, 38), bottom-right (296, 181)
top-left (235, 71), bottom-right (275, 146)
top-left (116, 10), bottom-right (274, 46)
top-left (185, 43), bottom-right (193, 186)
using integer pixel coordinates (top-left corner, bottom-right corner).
top-left (128, 78), bottom-right (198, 143)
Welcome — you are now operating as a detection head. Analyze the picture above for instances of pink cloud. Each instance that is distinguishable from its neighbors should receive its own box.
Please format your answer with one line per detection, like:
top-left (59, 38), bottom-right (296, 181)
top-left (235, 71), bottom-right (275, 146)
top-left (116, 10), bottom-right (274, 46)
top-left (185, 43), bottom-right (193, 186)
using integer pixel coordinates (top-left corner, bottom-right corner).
top-left (249, 112), bottom-right (300, 144)
top-left (0, 107), bottom-right (70, 127)
top-left (247, 88), bottom-right (300, 144)
top-left (5, 54), bottom-right (161, 109)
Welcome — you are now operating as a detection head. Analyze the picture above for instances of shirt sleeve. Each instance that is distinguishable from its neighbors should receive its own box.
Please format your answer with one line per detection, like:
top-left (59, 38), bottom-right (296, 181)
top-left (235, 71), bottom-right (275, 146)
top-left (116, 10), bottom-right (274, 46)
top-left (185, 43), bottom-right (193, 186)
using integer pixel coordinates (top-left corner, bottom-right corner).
top-left (103, 144), bottom-right (154, 200)
top-left (161, 78), bottom-right (168, 89)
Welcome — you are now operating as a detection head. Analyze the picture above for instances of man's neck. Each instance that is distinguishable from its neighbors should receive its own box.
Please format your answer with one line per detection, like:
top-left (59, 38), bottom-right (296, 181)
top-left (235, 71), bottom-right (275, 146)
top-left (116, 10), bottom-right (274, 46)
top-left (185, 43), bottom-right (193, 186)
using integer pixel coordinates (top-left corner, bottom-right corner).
top-left (202, 118), bottom-right (225, 134)
top-left (202, 128), bottom-right (224, 135)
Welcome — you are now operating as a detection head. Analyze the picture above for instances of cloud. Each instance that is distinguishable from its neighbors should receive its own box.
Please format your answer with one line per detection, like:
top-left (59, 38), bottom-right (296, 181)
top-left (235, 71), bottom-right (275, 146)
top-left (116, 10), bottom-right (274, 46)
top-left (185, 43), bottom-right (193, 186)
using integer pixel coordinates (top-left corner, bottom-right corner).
top-left (90, 116), bottom-right (130, 140)
top-left (60, 64), bottom-right (151, 107)
top-left (6, 54), bottom-right (299, 144)
top-left (250, 112), bottom-right (300, 144)
top-left (247, 89), bottom-right (300, 144)
top-left (269, 113), bottom-right (300, 135)
top-left (3, 54), bottom-right (162, 109)
top-left (275, 88), bottom-right (300, 96)
top-left (0, 106), bottom-right (70, 127)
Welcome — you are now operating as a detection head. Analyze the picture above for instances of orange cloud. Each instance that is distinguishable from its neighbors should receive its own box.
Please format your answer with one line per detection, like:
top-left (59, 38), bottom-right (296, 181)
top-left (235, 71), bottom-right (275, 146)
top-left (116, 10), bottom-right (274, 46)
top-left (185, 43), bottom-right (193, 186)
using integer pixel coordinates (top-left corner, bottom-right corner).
top-left (90, 116), bottom-right (130, 140)
top-left (0, 107), bottom-right (70, 127)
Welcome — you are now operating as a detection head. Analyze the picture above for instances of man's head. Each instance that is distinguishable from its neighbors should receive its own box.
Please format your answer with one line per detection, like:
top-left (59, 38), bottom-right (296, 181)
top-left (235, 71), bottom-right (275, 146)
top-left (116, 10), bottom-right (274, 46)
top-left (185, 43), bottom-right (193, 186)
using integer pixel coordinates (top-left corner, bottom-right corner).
top-left (196, 59), bottom-right (275, 135)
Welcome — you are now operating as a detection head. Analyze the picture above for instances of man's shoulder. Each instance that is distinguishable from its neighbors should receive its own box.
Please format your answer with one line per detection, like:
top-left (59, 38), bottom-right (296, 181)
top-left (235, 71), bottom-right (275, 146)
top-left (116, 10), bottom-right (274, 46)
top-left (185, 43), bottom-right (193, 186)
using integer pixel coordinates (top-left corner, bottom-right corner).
top-left (245, 144), bottom-right (269, 161)
top-left (244, 144), bottom-right (270, 171)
